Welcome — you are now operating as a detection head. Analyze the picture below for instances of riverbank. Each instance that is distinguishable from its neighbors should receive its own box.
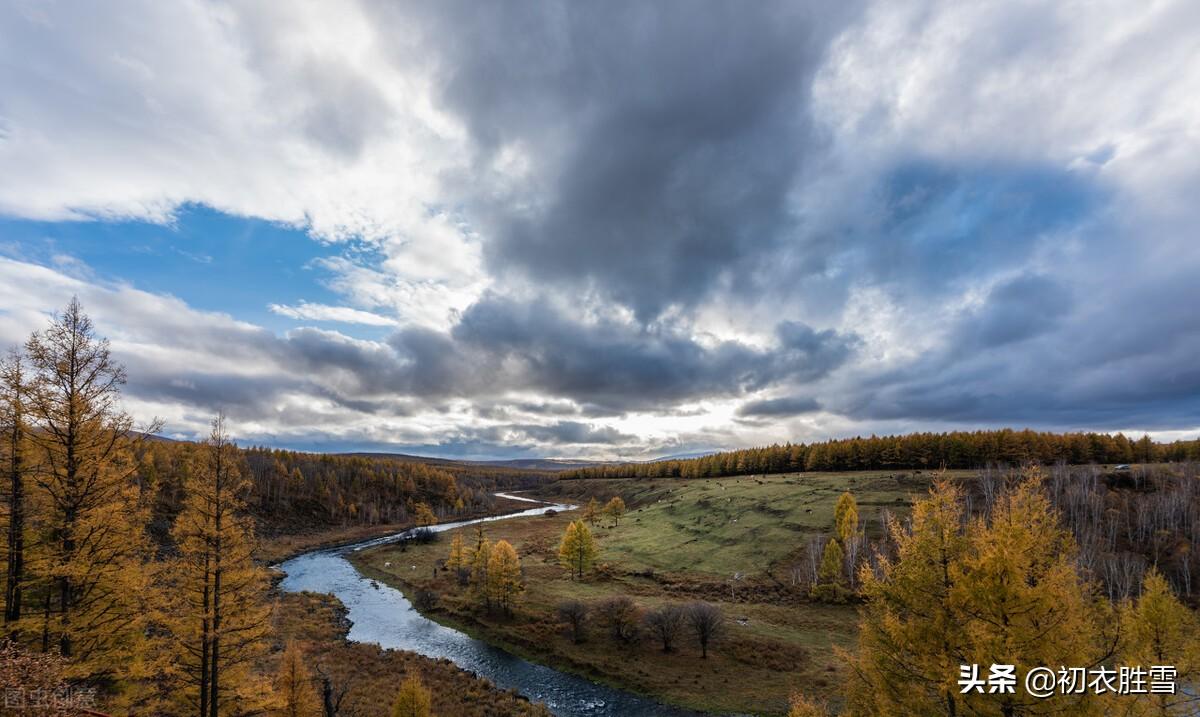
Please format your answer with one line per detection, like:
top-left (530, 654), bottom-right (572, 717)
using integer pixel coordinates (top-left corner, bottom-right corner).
top-left (348, 473), bottom-right (914, 715)
top-left (259, 493), bottom-right (538, 563)
top-left (271, 589), bottom-right (552, 716)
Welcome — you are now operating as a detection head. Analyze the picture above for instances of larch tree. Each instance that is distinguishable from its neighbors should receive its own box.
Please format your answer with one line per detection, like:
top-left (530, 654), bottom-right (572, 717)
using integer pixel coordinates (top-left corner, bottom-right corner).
top-left (834, 491), bottom-right (859, 543)
top-left (22, 298), bottom-right (155, 676)
top-left (274, 640), bottom-right (320, 717)
top-left (412, 502), bottom-right (437, 527)
top-left (1, 350), bottom-right (29, 626)
top-left (445, 531), bottom-right (465, 571)
top-left (602, 496), bottom-right (626, 527)
top-left (558, 520), bottom-right (598, 579)
top-left (818, 538), bottom-right (844, 586)
top-left (469, 538), bottom-right (492, 609)
top-left (582, 498), bottom-right (600, 526)
top-left (843, 473), bottom-right (1116, 717)
top-left (167, 416), bottom-right (272, 717)
top-left (486, 539), bottom-right (523, 615)
top-left (391, 673), bottom-right (433, 717)
top-left (1119, 569), bottom-right (1200, 716)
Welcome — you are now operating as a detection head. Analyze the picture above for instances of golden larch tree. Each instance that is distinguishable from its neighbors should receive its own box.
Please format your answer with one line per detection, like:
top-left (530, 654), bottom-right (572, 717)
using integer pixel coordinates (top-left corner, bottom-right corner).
top-left (445, 531), bottom-right (466, 571)
top-left (558, 520), bottom-right (598, 579)
top-left (274, 639), bottom-right (320, 717)
top-left (602, 496), bottom-right (626, 527)
top-left (834, 491), bottom-right (859, 543)
top-left (22, 298), bottom-right (154, 677)
top-left (843, 472), bottom-right (1115, 717)
top-left (486, 540), bottom-right (524, 615)
top-left (1119, 569), bottom-right (1200, 716)
top-left (167, 416), bottom-right (272, 717)
top-left (412, 502), bottom-right (437, 527)
top-left (582, 498), bottom-right (600, 526)
top-left (1, 350), bottom-right (29, 626)
top-left (391, 672), bottom-right (433, 717)
top-left (469, 538), bottom-right (492, 609)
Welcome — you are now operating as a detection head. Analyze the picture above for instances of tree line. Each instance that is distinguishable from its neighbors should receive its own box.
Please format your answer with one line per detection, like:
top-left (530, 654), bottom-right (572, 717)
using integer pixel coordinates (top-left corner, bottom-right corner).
top-left (562, 429), bottom-right (1200, 481)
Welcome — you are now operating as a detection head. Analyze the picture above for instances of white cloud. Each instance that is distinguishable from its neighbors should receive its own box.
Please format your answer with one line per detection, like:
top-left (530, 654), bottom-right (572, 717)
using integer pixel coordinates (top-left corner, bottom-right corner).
top-left (269, 301), bottom-right (397, 326)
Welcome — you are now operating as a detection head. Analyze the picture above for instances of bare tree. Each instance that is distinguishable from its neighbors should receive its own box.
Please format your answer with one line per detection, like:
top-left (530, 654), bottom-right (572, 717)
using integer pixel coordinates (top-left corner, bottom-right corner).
top-left (556, 600), bottom-right (588, 644)
top-left (643, 604), bottom-right (685, 653)
top-left (594, 596), bottom-right (639, 644)
top-left (684, 602), bottom-right (724, 659)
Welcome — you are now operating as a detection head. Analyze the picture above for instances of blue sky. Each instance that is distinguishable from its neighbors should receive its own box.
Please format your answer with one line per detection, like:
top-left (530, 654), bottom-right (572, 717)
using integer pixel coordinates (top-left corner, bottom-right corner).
top-left (0, 0), bottom-right (1198, 458)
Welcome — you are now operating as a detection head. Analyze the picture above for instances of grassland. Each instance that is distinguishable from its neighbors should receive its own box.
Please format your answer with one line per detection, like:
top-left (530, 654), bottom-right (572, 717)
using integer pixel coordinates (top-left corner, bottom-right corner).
top-left (352, 470), bottom-right (958, 715)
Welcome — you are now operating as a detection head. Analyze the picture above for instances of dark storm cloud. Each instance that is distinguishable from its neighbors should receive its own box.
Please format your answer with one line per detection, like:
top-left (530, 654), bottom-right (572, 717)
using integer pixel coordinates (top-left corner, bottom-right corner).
top-left (737, 396), bottom-right (822, 418)
top-left (830, 267), bottom-right (1200, 430)
top-left (506, 421), bottom-right (636, 446)
top-left (371, 0), bottom-right (862, 320)
top-left (451, 294), bottom-right (859, 411)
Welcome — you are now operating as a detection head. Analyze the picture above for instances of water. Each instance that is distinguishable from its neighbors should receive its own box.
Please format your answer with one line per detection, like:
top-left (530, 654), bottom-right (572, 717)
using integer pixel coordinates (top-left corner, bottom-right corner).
top-left (278, 493), bottom-right (705, 717)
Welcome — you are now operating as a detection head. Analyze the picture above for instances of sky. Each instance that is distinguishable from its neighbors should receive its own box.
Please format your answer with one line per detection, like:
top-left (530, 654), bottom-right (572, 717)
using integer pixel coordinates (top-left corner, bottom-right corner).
top-left (0, 0), bottom-right (1198, 459)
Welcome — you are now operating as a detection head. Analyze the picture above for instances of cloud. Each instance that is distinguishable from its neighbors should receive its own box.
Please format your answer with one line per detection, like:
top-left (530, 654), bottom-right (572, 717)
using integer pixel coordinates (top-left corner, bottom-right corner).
top-left (1, 0), bottom-right (1199, 455)
top-left (269, 301), bottom-right (397, 326)
top-left (737, 397), bottom-right (822, 418)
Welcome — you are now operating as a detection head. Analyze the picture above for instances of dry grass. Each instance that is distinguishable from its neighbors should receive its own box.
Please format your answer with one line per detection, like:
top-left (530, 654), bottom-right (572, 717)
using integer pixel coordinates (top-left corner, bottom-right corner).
top-left (271, 590), bottom-right (552, 717)
top-left (350, 471), bottom-right (944, 715)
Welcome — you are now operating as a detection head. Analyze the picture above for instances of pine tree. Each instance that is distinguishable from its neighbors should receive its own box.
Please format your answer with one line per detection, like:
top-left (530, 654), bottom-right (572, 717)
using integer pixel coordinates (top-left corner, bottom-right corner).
top-left (274, 640), bottom-right (320, 717)
top-left (391, 673), bottom-right (432, 717)
top-left (167, 416), bottom-right (272, 717)
top-left (834, 491), bottom-right (859, 543)
top-left (22, 298), bottom-right (154, 676)
top-left (486, 539), bottom-right (523, 615)
top-left (1120, 569), bottom-right (1200, 716)
top-left (602, 496), bottom-right (626, 527)
top-left (558, 520), bottom-right (598, 579)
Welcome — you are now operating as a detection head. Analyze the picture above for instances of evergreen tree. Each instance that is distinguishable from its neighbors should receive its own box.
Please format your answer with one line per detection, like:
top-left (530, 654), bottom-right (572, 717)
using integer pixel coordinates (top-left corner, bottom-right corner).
top-left (558, 520), bottom-right (598, 579)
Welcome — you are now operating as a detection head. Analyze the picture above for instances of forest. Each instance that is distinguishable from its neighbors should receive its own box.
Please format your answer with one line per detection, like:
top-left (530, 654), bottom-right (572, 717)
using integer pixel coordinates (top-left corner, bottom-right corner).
top-left (562, 430), bottom-right (1200, 481)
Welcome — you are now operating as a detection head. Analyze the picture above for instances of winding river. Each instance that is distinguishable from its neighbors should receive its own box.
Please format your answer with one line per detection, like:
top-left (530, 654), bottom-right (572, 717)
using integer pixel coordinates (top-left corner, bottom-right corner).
top-left (278, 493), bottom-right (704, 717)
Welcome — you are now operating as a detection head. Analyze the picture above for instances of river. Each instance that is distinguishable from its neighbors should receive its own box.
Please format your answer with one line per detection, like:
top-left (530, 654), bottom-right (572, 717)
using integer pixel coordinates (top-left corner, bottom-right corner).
top-left (277, 493), bottom-right (705, 717)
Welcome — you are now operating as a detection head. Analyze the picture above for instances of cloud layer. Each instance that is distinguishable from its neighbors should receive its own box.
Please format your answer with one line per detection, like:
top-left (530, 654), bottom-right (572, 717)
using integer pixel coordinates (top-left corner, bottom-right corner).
top-left (1, 0), bottom-right (1198, 456)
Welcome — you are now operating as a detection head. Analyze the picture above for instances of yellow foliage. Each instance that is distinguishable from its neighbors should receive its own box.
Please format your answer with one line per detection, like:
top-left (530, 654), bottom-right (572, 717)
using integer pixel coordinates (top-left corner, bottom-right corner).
top-left (845, 472), bottom-right (1116, 716)
top-left (557, 520), bottom-right (598, 579)
top-left (392, 672), bottom-right (433, 717)
top-left (274, 640), bottom-right (320, 717)
top-left (834, 491), bottom-right (859, 543)
top-left (486, 540), bottom-right (524, 614)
